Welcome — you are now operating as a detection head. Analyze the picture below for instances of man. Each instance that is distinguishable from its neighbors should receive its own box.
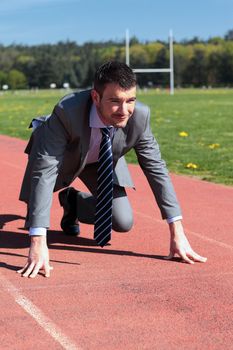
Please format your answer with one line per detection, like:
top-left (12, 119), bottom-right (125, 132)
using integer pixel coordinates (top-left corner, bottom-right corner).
top-left (18, 61), bottom-right (207, 278)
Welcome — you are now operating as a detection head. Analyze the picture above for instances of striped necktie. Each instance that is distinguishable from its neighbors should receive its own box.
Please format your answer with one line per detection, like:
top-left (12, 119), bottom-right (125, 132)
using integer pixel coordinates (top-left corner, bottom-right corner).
top-left (94, 127), bottom-right (113, 247)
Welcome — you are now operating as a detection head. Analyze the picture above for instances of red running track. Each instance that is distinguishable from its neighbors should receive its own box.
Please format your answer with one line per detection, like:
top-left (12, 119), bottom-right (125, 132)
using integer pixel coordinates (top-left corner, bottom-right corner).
top-left (0, 134), bottom-right (233, 350)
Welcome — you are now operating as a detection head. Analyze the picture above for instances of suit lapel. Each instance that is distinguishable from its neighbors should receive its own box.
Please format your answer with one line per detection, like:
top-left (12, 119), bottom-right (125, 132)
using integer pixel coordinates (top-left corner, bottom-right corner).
top-left (81, 114), bottom-right (91, 164)
top-left (75, 94), bottom-right (92, 175)
top-left (112, 124), bottom-right (129, 164)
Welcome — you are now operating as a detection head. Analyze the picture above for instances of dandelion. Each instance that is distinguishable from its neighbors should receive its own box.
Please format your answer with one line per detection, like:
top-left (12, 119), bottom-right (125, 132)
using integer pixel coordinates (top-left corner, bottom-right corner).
top-left (208, 143), bottom-right (220, 149)
top-left (186, 163), bottom-right (198, 169)
top-left (179, 131), bottom-right (188, 137)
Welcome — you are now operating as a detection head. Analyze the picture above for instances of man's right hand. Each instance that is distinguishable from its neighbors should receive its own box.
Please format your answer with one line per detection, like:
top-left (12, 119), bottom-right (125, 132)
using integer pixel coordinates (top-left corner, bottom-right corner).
top-left (17, 236), bottom-right (53, 278)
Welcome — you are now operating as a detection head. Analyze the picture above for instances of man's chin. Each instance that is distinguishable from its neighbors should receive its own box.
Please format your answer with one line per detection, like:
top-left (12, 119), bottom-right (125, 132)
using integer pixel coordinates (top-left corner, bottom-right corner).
top-left (113, 119), bottom-right (129, 128)
top-left (114, 121), bottom-right (128, 128)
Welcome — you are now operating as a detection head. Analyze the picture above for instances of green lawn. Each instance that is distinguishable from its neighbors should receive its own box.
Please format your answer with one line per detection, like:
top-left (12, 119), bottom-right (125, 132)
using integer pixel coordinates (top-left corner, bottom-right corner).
top-left (0, 88), bottom-right (232, 185)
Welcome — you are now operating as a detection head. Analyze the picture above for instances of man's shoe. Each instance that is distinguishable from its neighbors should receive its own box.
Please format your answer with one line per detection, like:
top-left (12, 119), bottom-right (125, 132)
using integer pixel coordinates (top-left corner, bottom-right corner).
top-left (58, 187), bottom-right (80, 236)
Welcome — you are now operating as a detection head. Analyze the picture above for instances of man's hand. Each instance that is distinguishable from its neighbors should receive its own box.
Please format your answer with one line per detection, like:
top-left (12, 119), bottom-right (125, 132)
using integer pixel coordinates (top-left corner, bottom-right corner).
top-left (166, 220), bottom-right (207, 264)
top-left (17, 236), bottom-right (53, 278)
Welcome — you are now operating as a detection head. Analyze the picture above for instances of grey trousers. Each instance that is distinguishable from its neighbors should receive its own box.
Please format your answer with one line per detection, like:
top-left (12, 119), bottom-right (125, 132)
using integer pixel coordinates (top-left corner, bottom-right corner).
top-left (76, 163), bottom-right (133, 232)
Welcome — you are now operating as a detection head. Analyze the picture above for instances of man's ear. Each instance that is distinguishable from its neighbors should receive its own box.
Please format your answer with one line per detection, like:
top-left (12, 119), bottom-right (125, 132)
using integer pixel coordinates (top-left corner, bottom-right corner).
top-left (91, 89), bottom-right (100, 106)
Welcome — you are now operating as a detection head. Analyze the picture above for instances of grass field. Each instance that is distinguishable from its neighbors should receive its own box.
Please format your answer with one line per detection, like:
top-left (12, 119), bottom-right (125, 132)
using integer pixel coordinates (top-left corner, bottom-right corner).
top-left (0, 88), bottom-right (232, 186)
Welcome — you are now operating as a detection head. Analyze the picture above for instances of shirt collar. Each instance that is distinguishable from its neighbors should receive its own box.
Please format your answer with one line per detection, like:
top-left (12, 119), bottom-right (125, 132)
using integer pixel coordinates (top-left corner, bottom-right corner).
top-left (90, 104), bottom-right (105, 128)
top-left (89, 104), bottom-right (114, 129)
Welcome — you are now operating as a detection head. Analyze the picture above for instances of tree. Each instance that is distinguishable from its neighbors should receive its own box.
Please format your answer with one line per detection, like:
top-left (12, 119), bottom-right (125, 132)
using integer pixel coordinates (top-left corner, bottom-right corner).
top-left (8, 69), bottom-right (27, 89)
top-left (0, 34), bottom-right (233, 89)
top-left (224, 29), bottom-right (233, 41)
top-left (218, 42), bottom-right (233, 85)
top-left (173, 45), bottom-right (192, 86)
top-left (205, 44), bottom-right (223, 86)
top-left (0, 70), bottom-right (7, 87)
top-left (183, 44), bottom-right (208, 86)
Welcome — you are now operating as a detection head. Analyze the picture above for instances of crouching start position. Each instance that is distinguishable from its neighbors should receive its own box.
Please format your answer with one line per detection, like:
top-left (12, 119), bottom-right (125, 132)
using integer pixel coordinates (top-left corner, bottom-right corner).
top-left (18, 61), bottom-right (207, 278)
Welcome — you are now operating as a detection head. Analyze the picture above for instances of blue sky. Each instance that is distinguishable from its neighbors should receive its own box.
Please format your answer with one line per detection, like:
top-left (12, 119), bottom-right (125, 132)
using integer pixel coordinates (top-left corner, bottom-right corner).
top-left (0, 0), bottom-right (232, 45)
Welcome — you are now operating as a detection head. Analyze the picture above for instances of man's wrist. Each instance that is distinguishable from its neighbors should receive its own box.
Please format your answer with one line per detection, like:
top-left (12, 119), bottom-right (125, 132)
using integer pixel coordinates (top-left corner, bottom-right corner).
top-left (30, 235), bottom-right (47, 247)
top-left (168, 219), bottom-right (184, 238)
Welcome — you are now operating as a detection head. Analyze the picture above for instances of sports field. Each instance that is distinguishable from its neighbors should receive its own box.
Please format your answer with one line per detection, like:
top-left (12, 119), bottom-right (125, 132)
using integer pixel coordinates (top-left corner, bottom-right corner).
top-left (0, 88), bottom-right (232, 185)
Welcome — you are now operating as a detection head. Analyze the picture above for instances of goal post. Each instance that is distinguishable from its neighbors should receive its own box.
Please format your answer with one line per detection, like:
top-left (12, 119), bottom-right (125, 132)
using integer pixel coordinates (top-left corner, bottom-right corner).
top-left (126, 29), bottom-right (174, 95)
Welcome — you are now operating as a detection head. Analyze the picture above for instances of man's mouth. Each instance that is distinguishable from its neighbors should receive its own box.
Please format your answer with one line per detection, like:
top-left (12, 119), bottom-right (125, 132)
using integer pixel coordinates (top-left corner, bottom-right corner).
top-left (113, 114), bottom-right (128, 120)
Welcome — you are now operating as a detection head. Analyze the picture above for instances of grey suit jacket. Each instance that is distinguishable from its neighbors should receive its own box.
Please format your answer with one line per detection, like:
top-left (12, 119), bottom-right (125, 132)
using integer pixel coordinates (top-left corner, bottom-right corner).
top-left (19, 90), bottom-right (181, 228)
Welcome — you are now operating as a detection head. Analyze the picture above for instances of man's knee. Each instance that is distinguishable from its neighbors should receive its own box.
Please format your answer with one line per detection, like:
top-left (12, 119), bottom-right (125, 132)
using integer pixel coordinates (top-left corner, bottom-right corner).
top-left (111, 186), bottom-right (133, 232)
top-left (112, 204), bottom-right (133, 232)
top-left (112, 213), bottom-right (133, 232)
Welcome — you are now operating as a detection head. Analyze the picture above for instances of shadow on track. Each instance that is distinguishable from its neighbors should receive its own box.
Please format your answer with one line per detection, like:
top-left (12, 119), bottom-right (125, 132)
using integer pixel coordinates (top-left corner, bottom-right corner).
top-left (0, 214), bottom-right (183, 273)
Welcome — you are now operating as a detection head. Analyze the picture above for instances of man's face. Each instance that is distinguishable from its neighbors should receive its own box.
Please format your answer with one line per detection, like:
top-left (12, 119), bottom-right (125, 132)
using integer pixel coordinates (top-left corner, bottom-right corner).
top-left (91, 83), bottom-right (137, 128)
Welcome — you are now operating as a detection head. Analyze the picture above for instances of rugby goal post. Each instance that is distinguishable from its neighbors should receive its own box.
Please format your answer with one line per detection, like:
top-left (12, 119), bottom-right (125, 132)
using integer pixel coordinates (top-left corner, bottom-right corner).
top-left (125, 29), bottom-right (174, 95)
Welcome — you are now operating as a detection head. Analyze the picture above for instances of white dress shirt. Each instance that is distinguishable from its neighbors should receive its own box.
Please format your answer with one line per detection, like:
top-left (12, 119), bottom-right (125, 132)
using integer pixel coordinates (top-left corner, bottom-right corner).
top-left (86, 104), bottom-right (114, 164)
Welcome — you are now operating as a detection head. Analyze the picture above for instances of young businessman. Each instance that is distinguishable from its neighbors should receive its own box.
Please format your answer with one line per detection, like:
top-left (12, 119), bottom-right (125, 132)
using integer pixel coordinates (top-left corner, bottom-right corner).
top-left (18, 61), bottom-right (207, 278)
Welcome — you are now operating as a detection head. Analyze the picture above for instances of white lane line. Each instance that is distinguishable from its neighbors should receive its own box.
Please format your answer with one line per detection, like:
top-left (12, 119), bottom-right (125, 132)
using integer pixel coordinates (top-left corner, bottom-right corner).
top-left (185, 229), bottom-right (233, 251)
top-left (0, 272), bottom-right (81, 350)
top-left (134, 210), bottom-right (233, 251)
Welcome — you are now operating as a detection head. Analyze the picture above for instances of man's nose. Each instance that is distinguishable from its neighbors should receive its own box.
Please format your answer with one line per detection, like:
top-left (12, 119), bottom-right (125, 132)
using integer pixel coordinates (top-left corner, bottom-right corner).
top-left (118, 102), bottom-right (128, 114)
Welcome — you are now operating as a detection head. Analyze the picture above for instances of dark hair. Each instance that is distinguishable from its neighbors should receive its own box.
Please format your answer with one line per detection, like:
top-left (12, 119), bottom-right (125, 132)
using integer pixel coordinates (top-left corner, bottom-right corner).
top-left (94, 61), bottom-right (137, 95)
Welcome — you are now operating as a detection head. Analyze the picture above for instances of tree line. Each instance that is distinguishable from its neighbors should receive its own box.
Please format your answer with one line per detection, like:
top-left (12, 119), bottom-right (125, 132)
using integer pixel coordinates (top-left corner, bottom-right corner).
top-left (0, 30), bottom-right (233, 89)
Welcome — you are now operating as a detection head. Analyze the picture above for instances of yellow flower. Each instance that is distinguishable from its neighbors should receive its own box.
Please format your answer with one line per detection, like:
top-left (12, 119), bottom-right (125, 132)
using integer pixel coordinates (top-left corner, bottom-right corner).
top-left (208, 143), bottom-right (220, 149)
top-left (179, 131), bottom-right (188, 137)
top-left (186, 163), bottom-right (198, 169)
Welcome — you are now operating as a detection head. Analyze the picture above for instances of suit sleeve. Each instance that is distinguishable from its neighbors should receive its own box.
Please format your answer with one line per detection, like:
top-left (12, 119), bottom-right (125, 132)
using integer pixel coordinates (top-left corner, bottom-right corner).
top-left (134, 108), bottom-right (182, 220)
top-left (25, 105), bottom-right (71, 228)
